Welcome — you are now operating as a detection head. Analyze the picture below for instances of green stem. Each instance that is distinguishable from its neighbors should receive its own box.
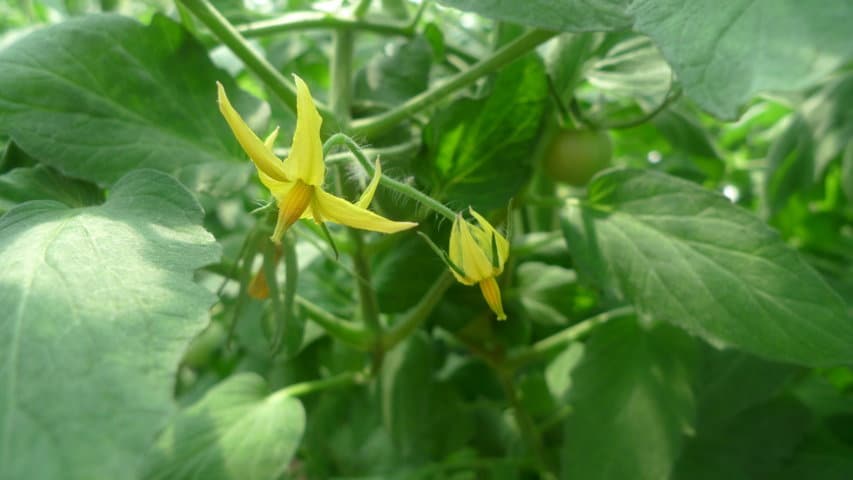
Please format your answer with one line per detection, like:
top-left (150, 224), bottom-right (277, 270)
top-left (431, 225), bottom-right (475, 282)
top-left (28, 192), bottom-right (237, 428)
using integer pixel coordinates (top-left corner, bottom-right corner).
top-left (295, 295), bottom-right (371, 349)
top-left (214, 12), bottom-right (412, 40)
top-left (507, 306), bottom-right (634, 368)
top-left (271, 235), bottom-right (300, 355)
top-left (353, 0), bottom-right (372, 18)
top-left (349, 29), bottom-right (557, 137)
top-left (273, 369), bottom-right (366, 398)
top-left (323, 133), bottom-right (457, 221)
top-left (330, 28), bottom-right (355, 124)
top-left (382, 272), bottom-right (455, 351)
top-left (329, 26), bottom-right (382, 345)
top-left (179, 0), bottom-right (333, 119)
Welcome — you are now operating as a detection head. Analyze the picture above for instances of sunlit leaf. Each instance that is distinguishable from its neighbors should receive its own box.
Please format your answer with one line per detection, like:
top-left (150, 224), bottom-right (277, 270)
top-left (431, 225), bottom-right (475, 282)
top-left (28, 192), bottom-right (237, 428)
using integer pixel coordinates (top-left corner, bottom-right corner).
top-left (0, 169), bottom-right (220, 479)
top-left (143, 373), bottom-right (305, 480)
top-left (0, 14), bottom-right (253, 195)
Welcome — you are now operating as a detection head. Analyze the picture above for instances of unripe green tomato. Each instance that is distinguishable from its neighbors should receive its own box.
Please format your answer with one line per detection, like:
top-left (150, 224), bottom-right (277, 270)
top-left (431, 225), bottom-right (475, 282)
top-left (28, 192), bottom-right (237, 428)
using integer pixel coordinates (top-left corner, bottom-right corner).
top-left (543, 128), bottom-right (613, 186)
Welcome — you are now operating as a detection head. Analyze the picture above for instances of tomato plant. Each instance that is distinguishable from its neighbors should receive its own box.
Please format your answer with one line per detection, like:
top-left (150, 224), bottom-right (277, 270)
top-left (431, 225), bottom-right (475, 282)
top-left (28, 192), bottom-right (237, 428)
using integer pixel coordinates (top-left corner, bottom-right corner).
top-left (1, 1), bottom-right (852, 479)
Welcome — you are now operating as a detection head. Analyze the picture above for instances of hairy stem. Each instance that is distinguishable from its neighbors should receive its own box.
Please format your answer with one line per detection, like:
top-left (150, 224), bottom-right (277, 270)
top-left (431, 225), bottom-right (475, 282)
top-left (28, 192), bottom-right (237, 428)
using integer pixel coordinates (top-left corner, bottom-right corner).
top-left (179, 0), bottom-right (333, 119)
top-left (323, 133), bottom-right (457, 221)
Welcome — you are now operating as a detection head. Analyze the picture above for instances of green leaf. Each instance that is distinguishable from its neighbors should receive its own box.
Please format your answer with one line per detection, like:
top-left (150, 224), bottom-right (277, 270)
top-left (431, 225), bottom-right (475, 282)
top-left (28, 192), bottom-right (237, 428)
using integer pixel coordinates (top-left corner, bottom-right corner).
top-left (421, 55), bottom-right (547, 211)
top-left (766, 73), bottom-right (853, 213)
top-left (0, 14), bottom-right (252, 195)
top-left (629, 0), bottom-right (853, 119)
top-left (844, 142), bottom-right (853, 204)
top-left (435, 0), bottom-right (632, 32)
top-left (513, 262), bottom-right (580, 325)
top-left (373, 231), bottom-right (445, 314)
top-left (561, 318), bottom-right (697, 480)
top-left (440, 1), bottom-right (852, 119)
top-left (0, 165), bottom-right (102, 213)
top-left (143, 373), bottom-right (306, 480)
top-left (672, 397), bottom-right (812, 480)
top-left (355, 36), bottom-right (433, 111)
top-left (692, 347), bottom-right (798, 428)
top-left (562, 169), bottom-right (853, 366)
top-left (381, 333), bottom-right (474, 464)
top-left (0, 169), bottom-right (220, 480)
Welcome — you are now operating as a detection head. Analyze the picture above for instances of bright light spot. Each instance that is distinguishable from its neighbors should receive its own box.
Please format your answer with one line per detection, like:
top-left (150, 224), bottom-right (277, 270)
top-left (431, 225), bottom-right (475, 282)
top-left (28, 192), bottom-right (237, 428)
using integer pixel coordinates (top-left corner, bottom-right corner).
top-left (647, 150), bottom-right (662, 164)
top-left (384, 42), bottom-right (396, 57)
top-left (460, 13), bottom-right (479, 29)
top-left (722, 185), bottom-right (740, 203)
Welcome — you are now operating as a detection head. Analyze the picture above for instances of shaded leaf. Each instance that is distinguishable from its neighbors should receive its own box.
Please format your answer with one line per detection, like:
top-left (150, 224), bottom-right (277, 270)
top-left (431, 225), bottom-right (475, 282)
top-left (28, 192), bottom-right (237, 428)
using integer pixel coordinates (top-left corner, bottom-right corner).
top-left (673, 397), bottom-right (812, 480)
top-left (0, 169), bottom-right (220, 480)
top-left (355, 36), bottom-right (433, 107)
top-left (0, 165), bottom-right (102, 213)
top-left (561, 318), bottom-right (697, 480)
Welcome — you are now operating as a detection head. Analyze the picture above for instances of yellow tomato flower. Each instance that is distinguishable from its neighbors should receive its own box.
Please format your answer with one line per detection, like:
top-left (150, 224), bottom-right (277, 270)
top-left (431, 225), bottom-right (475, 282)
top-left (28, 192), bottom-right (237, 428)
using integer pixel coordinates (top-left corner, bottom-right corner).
top-left (448, 208), bottom-right (510, 320)
top-left (217, 75), bottom-right (417, 243)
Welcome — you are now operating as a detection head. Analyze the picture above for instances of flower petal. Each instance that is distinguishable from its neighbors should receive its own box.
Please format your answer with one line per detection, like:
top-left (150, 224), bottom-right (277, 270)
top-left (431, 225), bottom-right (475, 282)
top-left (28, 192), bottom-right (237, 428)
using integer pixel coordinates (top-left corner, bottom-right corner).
top-left (311, 188), bottom-right (417, 234)
top-left (355, 158), bottom-right (382, 209)
top-left (468, 208), bottom-right (510, 271)
top-left (448, 214), bottom-right (494, 284)
top-left (263, 126), bottom-right (280, 149)
top-left (479, 276), bottom-right (507, 320)
top-left (284, 75), bottom-right (325, 186)
top-left (217, 82), bottom-right (288, 182)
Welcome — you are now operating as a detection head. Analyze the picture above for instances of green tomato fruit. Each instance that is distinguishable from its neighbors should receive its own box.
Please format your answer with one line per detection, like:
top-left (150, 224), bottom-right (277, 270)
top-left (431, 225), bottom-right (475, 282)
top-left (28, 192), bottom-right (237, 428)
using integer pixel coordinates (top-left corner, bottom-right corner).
top-left (543, 128), bottom-right (613, 186)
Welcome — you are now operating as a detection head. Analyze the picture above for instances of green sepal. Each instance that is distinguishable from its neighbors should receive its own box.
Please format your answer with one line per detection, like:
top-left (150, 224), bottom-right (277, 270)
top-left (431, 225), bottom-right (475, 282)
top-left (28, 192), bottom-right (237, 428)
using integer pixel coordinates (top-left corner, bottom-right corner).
top-left (416, 231), bottom-right (468, 279)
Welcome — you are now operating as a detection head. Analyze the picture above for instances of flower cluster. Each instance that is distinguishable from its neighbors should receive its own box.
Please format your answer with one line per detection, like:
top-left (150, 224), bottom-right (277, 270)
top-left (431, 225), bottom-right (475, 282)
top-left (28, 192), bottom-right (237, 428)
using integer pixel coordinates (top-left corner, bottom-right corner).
top-left (218, 76), bottom-right (509, 320)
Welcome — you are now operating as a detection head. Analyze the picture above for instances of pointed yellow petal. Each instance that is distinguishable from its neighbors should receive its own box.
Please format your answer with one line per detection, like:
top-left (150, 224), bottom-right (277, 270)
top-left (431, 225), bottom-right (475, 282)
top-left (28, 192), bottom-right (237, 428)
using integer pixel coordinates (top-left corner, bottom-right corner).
top-left (217, 82), bottom-right (288, 182)
top-left (448, 215), bottom-right (475, 285)
top-left (479, 276), bottom-right (507, 320)
top-left (448, 214), bottom-right (494, 284)
top-left (468, 208), bottom-right (509, 272)
top-left (355, 158), bottom-right (382, 209)
top-left (284, 75), bottom-right (325, 186)
top-left (263, 126), bottom-right (280, 149)
top-left (311, 188), bottom-right (417, 234)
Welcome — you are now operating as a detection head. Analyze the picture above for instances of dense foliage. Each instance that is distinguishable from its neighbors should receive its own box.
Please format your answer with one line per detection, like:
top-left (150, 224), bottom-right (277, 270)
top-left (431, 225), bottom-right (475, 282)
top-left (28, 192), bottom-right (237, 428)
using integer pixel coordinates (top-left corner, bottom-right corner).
top-left (1, 0), bottom-right (852, 479)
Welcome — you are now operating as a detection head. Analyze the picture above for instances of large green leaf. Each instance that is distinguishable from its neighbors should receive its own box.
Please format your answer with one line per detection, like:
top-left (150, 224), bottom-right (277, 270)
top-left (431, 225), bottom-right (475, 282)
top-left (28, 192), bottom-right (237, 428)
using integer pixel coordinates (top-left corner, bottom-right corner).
top-left (630, 0), bottom-right (853, 119)
top-left (0, 169), bottom-right (220, 479)
top-left (0, 14), bottom-right (252, 195)
top-left (438, 0), bottom-right (852, 119)
top-left (562, 169), bottom-right (853, 366)
top-left (435, 0), bottom-right (632, 32)
top-left (143, 373), bottom-right (306, 480)
top-left (420, 55), bottom-right (547, 211)
top-left (561, 318), bottom-right (697, 480)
